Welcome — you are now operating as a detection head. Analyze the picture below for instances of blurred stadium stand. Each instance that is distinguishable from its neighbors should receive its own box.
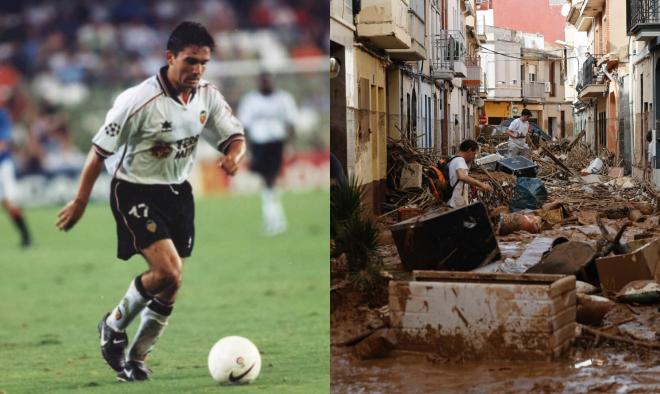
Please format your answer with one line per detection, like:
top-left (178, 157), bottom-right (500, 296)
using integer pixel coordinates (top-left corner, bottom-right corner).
top-left (0, 0), bottom-right (329, 206)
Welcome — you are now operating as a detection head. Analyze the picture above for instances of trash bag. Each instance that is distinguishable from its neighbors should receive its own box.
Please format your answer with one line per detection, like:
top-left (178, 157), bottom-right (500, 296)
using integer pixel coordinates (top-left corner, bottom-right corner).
top-left (509, 177), bottom-right (548, 211)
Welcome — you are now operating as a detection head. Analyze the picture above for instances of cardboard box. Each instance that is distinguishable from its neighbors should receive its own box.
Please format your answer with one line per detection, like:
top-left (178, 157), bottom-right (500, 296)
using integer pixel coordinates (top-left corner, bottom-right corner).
top-left (596, 238), bottom-right (660, 294)
top-left (399, 162), bottom-right (423, 189)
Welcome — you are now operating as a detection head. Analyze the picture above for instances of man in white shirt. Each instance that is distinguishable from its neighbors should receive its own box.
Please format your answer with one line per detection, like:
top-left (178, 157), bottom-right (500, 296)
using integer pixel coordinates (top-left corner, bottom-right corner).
top-left (505, 109), bottom-right (533, 158)
top-left (448, 139), bottom-right (493, 208)
top-left (56, 22), bottom-right (246, 382)
top-left (238, 72), bottom-right (297, 236)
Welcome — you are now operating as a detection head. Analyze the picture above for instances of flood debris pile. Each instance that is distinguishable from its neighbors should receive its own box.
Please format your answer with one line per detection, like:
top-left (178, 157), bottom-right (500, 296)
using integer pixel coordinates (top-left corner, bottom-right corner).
top-left (385, 138), bottom-right (442, 209)
top-left (338, 135), bottom-right (660, 364)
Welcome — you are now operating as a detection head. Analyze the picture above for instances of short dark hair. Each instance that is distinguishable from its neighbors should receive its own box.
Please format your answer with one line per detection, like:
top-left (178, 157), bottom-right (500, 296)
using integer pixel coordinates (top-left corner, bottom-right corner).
top-left (521, 109), bottom-right (532, 117)
top-left (459, 139), bottom-right (479, 152)
top-left (647, 130), bottom-right (653, 142)
top-left (167, 21), bottom-right (215, 55)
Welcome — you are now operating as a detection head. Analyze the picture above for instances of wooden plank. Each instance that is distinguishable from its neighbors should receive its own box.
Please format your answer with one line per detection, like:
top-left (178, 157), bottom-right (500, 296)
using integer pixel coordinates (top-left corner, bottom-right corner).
top-left (550, 291), bottom-right (576, 315)
top-left (549, 275), bottom-right (576, 298)
top-left (550, 322), bottom-right (577, 348)
top-left (567, 129), bottom-right (586, 151)
top-left (551, 337), bottom-right (574, 360)
top-left (549, 306), bottom-right (576, 333)
top-left (413, 270), bottom-right (564, 284)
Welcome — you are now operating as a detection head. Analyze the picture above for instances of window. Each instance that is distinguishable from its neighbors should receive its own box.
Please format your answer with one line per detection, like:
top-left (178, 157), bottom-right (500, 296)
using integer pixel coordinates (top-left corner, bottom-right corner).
top-left (528, 64), bottom-right (537, 82)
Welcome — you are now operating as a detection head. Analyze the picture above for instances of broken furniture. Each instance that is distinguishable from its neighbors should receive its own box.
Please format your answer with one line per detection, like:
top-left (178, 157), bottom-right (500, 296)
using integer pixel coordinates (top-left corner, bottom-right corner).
top-left (525, 241), bottom-right (598, 284)
top-left (496, 156), bottom-right (538, 178)
top-left (390, 202), bottom-right (499, 272)
top-left (389, 271), bottom-right (576, 360)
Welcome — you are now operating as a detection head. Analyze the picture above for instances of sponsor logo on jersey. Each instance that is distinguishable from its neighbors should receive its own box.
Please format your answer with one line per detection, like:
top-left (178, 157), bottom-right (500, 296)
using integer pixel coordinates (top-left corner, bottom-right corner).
top-left (174, 135), bottom-right (199, 159)
top-left (105, 123), bottom-right (121, 136)
top-left (199, 110), bottom-right (207, 124)
top-left (150, 141), bottom-right (173, 158)
top-left (161, 120), bottom-right (173, 133)
top-left (146, 220), bottom-right (157, 233)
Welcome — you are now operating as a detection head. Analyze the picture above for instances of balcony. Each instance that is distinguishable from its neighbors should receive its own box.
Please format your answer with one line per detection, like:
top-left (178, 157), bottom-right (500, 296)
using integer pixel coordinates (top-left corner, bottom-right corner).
top-left (577, 56), bottom-right (607, 100)
top-left (430, 30), bottom-right (467, 80)
top-left (355, 0), bottom-right (411, 49)
top-left (464, 56), bottom-right (481, 87)
top-left (522, 82), bottom-right (546, 99)
top-left (388, 4), bottom-right (426, 60)
top-left (627, 0), bottom-right (660, 41)
top-left (575, 0), bottom-right (604, 31)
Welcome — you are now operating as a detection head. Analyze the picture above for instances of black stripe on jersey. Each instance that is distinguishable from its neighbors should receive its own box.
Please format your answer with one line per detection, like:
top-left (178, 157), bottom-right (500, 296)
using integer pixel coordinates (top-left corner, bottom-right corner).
top-left (93, 144), bottom-right (113, 158)
top-left (217, 133), bottom-right (245, 154)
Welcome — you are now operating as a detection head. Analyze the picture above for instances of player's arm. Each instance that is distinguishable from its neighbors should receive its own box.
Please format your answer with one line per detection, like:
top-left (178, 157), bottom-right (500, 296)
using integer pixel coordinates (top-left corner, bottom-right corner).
top-left (56, 147), bottom-right (105, 231)
top-left (218, 139), bottom-right (246, 176)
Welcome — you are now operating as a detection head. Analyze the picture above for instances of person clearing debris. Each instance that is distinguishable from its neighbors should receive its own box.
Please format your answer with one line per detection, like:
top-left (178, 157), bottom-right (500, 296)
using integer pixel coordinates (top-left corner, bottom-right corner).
top-left (505, 108), bottom-right (534, 157)
top-left (447, 139), bottom-right (492, 208)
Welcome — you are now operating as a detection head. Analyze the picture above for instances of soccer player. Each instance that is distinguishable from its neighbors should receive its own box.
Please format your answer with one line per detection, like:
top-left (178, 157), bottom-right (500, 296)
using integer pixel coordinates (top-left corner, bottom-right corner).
top-left (56, 22), bottom-right (246, 382)
top-left (0, 107), bottom-right (32, 248)
top-left (238, 71), bottom-right (297, 236)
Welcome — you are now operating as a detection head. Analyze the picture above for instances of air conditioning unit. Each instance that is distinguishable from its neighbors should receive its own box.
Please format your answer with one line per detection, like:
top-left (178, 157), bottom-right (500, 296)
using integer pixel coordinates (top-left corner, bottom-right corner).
top-left (475, 0), bottom-right (483, 4)
top-left (544, 82), bottom-right (552, 93)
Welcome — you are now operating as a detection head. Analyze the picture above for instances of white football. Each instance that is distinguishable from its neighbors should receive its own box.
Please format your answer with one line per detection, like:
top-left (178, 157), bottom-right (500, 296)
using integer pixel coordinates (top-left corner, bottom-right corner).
top-left (208, 336), bottom-right (261, 384)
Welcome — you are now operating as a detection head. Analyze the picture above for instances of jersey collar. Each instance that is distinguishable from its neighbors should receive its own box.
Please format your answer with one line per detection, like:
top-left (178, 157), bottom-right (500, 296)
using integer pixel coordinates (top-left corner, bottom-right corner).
top-left (157, 66), bottom-right (197, 105)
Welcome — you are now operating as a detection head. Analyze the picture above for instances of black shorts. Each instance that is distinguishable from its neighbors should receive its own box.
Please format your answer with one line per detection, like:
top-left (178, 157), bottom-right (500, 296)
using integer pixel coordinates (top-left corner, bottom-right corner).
top-left (110, 178), bottom-right (195, 260)
top-left (249, 141), bottom-right (284, 180)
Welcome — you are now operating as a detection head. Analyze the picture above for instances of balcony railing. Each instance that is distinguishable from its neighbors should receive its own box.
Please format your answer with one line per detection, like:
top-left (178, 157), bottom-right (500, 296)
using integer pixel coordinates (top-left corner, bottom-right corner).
top-left (430, 30), bottom-right (466, 80)
top-left (464, 56), bottom-right (481, 86)
top-left (522, 82), bottom-right (546, 99)
top-left (627, 0), bottom-right (660, 40)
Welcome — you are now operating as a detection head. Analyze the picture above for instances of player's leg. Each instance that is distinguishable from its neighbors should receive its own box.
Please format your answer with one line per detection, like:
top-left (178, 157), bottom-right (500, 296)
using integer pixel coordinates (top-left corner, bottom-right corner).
top-left (102, 180), bottom-right (175, 374)
top-left (259, 141), bottom-right (286, 235)
top-left (116, 239), bottom-right (182, 381)
top-left (119, 182), bottom-right (194, 381)
top-left (0, 160), bottom-right (31, 247)
top-left (123, 262), bottom-right (182, 380)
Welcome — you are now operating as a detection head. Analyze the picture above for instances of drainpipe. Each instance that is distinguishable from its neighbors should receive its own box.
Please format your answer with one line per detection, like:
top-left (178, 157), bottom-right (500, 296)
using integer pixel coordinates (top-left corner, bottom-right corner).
top-left (628, 35), bottom-right (636, 170)
top-left (400, 69), bottom-right (403, 140)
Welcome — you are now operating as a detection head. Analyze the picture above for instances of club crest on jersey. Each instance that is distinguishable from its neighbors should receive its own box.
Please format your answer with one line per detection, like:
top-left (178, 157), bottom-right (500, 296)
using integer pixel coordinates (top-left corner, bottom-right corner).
top-left (161, 120), bottom-right (173, 133)
top-left (199, 110), bottom-right (207, 124)
top-left (104, 123), bottom-right (120, 137)
top-left (146, 220), bottom-right (157, 233)
top-left (150, 141), bottom-right (173, 159)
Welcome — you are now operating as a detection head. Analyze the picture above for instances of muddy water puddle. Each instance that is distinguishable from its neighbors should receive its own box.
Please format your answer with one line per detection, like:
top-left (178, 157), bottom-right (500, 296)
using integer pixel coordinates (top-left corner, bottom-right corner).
top-left (332, 346), bottom-right (660, 393)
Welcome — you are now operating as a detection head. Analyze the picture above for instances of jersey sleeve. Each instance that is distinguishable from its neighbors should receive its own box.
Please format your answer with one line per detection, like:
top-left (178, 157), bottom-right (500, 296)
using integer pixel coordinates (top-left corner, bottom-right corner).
top-left (202, 88), bottom-right (245, 154)
top-left (91, 87), bottom-right (144, 158)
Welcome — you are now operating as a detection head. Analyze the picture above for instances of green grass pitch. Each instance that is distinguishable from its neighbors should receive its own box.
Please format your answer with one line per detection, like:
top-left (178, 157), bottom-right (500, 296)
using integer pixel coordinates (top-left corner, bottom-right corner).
top-left (0, 191), bottom-right (329, 393)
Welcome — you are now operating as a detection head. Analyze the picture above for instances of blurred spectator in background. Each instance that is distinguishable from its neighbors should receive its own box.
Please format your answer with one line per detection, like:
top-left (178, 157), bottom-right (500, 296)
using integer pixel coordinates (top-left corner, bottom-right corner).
top-left (0, 0), bottom-right (328, 209)
top-left (0, 107), bottom-right (32, 247)
top-left (239, 71), bottom-right (297, 236)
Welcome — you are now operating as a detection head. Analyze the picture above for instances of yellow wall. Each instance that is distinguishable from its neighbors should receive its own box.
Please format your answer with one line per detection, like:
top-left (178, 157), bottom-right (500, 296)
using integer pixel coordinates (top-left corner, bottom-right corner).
top-left (354, 48), bottom-right (387, 186)
top-left (484, 101), bottom-right (510, 118)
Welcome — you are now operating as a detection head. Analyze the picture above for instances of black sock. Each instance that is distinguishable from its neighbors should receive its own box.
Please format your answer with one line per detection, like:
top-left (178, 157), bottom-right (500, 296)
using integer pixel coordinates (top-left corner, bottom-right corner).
top-left (11, 214), bottom-right (31, 246)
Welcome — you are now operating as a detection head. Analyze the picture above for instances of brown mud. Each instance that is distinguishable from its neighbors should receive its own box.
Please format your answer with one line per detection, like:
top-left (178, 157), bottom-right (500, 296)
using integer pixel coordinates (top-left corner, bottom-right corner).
top-left (331, 217), bottom-right (660, 393)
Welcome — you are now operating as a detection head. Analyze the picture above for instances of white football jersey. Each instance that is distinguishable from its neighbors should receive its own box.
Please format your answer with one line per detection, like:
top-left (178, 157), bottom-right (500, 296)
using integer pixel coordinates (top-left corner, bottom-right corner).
top-left (237, 90), bottom-right (297, 144)
top-left (93, 67), bottom-right (244, 184)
